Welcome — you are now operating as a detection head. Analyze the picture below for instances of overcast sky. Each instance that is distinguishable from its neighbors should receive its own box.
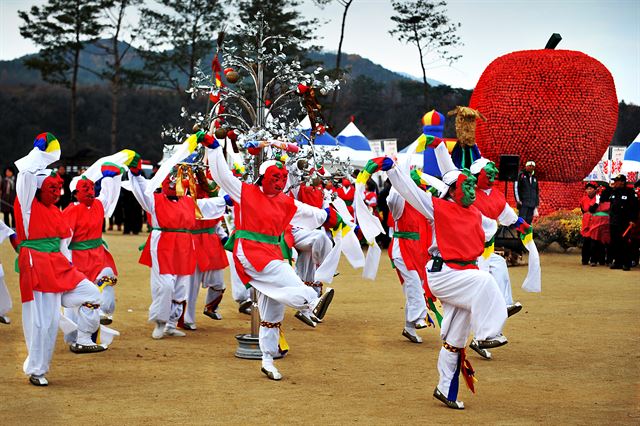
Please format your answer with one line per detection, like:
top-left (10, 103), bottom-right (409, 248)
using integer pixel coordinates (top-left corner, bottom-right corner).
top-left (1, 0), bottom-right (638, 104)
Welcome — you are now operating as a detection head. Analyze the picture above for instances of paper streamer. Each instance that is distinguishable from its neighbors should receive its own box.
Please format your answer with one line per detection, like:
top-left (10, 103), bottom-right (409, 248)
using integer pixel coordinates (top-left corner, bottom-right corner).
top-left (362, 243), bottom-right (382, 280)
top-left (341, 229), bottom-right (365, 269)
top-left (70, 150), bottom-right (131, 192)
top-left (58, 313), bottom-right (78, 334)
top-left (521, 239), bottom-right (541, 293)
top-left (354, 183), bottom-right (384, 243)
top-left (315, 229), bottom-right (343, 283)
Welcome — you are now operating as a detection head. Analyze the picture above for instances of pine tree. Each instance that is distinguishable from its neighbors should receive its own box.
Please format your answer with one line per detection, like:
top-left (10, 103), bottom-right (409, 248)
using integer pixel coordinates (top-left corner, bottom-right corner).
top-left (389, 0), bottom-right (462, 109)
top-left (138, 0), bottom-right (227, 98)
top-left (19, 0), bottom-right (105, 152)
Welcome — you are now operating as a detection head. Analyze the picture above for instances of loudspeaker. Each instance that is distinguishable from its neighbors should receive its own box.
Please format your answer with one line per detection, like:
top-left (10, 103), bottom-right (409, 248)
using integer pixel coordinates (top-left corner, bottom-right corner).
top-left (498, 155), bottom-right (520, 182)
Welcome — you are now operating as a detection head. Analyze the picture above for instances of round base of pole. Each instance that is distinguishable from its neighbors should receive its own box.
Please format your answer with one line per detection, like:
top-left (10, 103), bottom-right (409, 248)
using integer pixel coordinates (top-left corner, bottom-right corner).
top-left (234, 334), bottom-right (284, 360)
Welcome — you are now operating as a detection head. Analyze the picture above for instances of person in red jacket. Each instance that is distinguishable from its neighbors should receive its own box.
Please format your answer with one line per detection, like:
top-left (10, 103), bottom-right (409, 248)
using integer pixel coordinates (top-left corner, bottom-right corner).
top-left (63, 161), bottom-right (124, 326)
top-left (14, 133), bottom-right (107, 387)
top-left (374, 155), bottom-right (507, 410)
top-left (387, 169), bottom-right (432, 344)
top-left (182, 175), bottom-right (230, 330)
top-left (129, 150), bottom-right (227, 340)
top-left (203, 135), bottom-right (338, 381)
top-left (579, 182), bottom-right (600, 266)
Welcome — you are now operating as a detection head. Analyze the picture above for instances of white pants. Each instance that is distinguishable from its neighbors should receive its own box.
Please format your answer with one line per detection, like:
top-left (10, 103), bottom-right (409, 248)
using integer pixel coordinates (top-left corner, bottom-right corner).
top-left (149, 265), bottom-right (189, 327)
top-left (393, 257), bottom-right (427, 329)
top-left (238, 254), bottom-right (319, 361)
top-left (427, 261), bottom-right (506, 400)
top-left (0, 264), bottom-right (11, 316)
top-left (96, 267), bottom-right (117, 316)
top-left (25, 280), bottom-right (101, 376)
top-left (478, 253), bottom-right (513, 305)
top-left (184, 267), bottom-right (225, 325)
top-left (228, 251), bottom-right (251, 304)
top-left (292, 228), bottom-right (332, 286)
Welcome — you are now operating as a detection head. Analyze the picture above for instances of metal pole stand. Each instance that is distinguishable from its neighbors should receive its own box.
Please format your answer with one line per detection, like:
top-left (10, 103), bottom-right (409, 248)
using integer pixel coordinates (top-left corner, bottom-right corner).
top-left (234, 288), bottom-right (283, 359)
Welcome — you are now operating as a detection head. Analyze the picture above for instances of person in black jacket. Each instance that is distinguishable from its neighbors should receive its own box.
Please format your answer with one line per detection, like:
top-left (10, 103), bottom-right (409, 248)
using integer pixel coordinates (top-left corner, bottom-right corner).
top-left (514, 160), bottom-right (539, 224)
top-left (606, 174), bottom-right (638, 271)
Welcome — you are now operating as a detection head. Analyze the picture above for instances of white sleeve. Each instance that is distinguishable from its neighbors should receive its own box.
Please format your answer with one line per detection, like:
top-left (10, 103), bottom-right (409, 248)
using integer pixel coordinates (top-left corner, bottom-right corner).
top-left (206, 147), bottom-right (242, 203)
top-left (197, 197), bottom-right (227, 220)
top-left (291, 200), bottom-right (329, 229)
top-left (16, 171), bottom-right (38, 238)
top-left (498, 202), bottom-right (519, 226)
top-left (0, 221), bottom-right (15, 243)
top-left (514, 180), bottom-right (521, 204)
top-left (387, 167), bottom-right (434, 221)
top-left (386, 188), bottom-right (405, 221)
top-left (215, 222), bottom-right (228, 239)
top-left (97, 175), bottom-right (122, 217)
top-left (60, 236), bottom-right (72, 261)
top-left (129, 174), bottom-right (156, 214)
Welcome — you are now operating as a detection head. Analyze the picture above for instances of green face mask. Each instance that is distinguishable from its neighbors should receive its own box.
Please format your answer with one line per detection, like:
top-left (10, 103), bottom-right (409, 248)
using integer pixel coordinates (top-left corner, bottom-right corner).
top-left (483, 162), bottom-right (498, 183)
top-left (455, 171), bottom-right (476, 207)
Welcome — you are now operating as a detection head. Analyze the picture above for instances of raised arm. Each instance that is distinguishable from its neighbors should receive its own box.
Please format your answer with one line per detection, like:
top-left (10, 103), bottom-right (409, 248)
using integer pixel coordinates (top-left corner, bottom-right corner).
top-left (204, 143), bottom-right (242, 204)
top-left (129, 174), bottom-right (156, 214)
top-left (97, 163), bottom-right (125, 217)
top-left (387, 165), bottom-right (434, 221)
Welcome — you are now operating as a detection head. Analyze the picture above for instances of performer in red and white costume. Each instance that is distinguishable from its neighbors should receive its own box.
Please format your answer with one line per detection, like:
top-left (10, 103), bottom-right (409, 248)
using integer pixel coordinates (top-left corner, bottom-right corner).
top-left (14, 133), bottom-right (107, 387)
top-left (64, 159), bottom-right (125, 326)
top-left (204, 136), bottom-right (336, 381)
top-left (183, 183), bottom-right (229, 329)
top-left (0, 221), bottom-right (17, 324)
top-left (128, 144), bottom-right (227, 340)
top-left (335, 177), bottom-right (355, 216)
top-left (386, 171), bottom-right (432, 344)
top-left (376, 154), bottom-right (507, 410)
top-left (286, 161), bottom-right (332, 299)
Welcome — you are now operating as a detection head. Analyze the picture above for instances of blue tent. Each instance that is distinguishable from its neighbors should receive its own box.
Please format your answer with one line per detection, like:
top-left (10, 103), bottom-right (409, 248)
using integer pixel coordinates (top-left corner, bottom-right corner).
top-left (295, 116), bottom-right (338, 146)
top-left (336, 122), bottom-right (371, 151)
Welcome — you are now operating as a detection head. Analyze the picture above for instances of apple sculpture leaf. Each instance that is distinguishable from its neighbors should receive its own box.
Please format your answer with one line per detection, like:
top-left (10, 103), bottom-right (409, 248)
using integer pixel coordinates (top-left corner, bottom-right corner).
top-left (470, 43), bottom-right (618, 183)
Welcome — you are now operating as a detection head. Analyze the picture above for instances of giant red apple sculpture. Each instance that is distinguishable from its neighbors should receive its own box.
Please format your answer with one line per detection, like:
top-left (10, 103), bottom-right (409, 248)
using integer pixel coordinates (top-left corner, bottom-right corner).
top-left (469, 35), bottom-right (618, 214)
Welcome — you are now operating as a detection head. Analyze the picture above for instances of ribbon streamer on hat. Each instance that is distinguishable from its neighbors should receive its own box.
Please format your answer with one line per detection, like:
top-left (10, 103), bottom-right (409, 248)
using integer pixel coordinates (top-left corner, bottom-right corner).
top-left (175, 165), bottom-right (203, 219)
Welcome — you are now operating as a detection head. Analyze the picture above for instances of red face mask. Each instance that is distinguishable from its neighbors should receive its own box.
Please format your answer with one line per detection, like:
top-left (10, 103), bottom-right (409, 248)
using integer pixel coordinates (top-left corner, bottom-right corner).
top-left (342, 178), bottom-right (351, 188)
top-left (161, 176), bottom-right (177, 197)
top-left (262, 165), bottom-right (288, 196)
top-left (39, 176), bottom-right (61, 206)
top-left (76, 179), bottom-right (95, 207)
top-left (476, 169), bottom-right (492, 190)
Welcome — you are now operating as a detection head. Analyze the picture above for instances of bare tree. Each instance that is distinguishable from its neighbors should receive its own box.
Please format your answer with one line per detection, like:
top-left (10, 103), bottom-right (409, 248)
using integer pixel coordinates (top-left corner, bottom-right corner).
top-left (389, 0), bottom-right (462, 107)
top-left (314, 0), bottom-right (354, 128)
top-left (98, 0), bottom-right (142, 152)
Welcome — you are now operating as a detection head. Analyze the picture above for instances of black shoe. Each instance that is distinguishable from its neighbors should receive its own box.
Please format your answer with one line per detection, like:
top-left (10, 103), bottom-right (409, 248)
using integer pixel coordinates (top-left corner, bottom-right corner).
top-left (507, 302), bottom-right (523, 318)
top-left (312, 287), bottom-right (334, 320)
top-left (610, 264), bottom-right (623, 270)
top-left (238, 300), bottom-right (252, 316)
top-left (590, 262), bottom-right (597, 267)
top-left (402, 329), bottom-right (422, 344)
top-left (29, 375), bottom-right (49, 386)
top-left (294, 311), bottom-right (316, 328)
top-left (623, 265), bottom-right (630, 271)
top-left (469, 339), bottom-right (492, 359)
top-left (70, 343), bottom-right (108, 354)
top-left (476, 334), bottom-right (508, 349)
top-left (433, 387), bottom-right (464, 409)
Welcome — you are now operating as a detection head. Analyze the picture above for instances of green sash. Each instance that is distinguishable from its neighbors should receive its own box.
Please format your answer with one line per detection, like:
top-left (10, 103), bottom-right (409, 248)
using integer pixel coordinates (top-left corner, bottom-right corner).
top-left (224, 229), bottom-right (292, 260)
top-left (15, 237), bottom-right (62, 272)
top-left (191, 227), bottom-right (217, 235)
top-left (393, 231), bottom-right (420, 240)
top-left (69, 238), bottom-right (108, 250)
top-left (151, 227), bottom-right (192, 233)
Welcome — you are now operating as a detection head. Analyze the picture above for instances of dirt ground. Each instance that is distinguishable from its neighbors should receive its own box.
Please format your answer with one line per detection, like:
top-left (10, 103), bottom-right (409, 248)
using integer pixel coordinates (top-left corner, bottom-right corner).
top-left (0, 231), bottom-right (638, 425)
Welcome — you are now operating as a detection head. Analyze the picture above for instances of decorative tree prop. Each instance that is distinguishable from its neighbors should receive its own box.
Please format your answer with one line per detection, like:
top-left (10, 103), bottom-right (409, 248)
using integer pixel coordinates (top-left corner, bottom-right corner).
top-left (469, 34), bottom-right (618, 215)
top-left (183, 15), bottom-right (340, 359)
